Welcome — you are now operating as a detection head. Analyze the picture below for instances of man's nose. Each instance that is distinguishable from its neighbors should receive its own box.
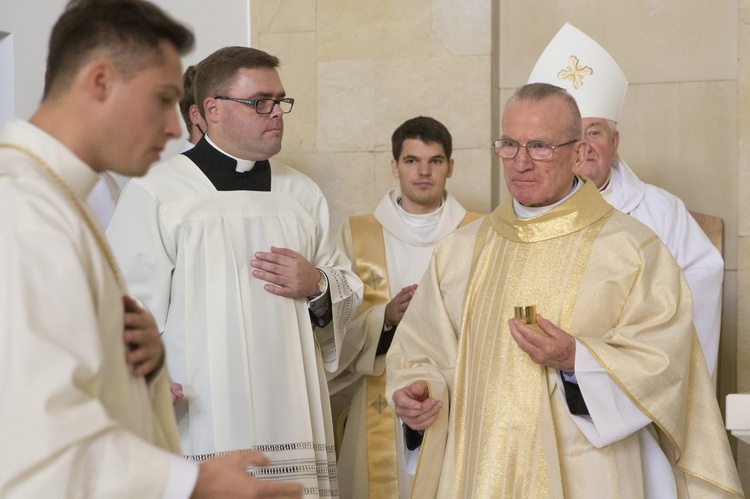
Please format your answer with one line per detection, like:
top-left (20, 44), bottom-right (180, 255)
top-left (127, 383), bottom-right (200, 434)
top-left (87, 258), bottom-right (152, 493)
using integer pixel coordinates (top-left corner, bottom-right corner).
top-left (268, 101), bottom-right (284, 118)
top-left (165, 108), bottom-right (181, 139)
top-left (514, 145), bottom-right (533, 170)
top-left (418, 161), bottom-right (432, 175)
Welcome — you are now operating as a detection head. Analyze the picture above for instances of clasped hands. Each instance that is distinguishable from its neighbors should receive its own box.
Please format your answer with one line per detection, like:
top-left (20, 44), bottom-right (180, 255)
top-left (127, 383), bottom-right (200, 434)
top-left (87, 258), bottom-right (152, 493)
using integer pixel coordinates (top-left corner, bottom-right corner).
top-left (393, 314), bottom-right (576, 431)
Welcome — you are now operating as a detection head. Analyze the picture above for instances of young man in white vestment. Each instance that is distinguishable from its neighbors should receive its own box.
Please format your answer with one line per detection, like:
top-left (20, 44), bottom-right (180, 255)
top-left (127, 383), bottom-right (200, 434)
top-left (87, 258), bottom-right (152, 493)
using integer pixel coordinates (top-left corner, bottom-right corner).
top-left (0, 1), bottom-right (302, 498)
top-left (329, 116), bottom-right (481, 498)
top-left (107, 45), bottom-right (363, 497)
top-left (528, 23), bottom-right (724, 384)
top-left (386, 83), bottom-right (742, 497)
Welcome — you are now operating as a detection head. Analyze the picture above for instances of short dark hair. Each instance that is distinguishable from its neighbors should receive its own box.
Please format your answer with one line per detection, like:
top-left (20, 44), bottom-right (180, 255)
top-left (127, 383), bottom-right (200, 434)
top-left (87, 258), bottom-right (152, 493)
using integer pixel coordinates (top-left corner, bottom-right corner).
top-left (179, 65), bottom-right (198, 129)
top-left (44, 0), bottom-right (194, 99)
top-left (194, 46), bottom-right (280, 120)
top-left (391, 116), bottom-right (452, 160)
top-left (505, 83), bottom-right (582, 140)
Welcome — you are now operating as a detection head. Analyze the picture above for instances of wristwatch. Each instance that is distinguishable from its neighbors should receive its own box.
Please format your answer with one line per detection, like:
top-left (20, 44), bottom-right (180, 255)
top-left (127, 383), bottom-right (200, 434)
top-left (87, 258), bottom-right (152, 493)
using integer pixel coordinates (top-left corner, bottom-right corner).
top-left (309, 269), bottom-right (327, 300)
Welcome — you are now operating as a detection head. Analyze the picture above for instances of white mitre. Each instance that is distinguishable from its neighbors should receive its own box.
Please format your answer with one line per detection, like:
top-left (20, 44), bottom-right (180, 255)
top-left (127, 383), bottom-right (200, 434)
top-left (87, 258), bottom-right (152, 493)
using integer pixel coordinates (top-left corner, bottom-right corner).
top-left (527, 23), bottom-right (628, 123)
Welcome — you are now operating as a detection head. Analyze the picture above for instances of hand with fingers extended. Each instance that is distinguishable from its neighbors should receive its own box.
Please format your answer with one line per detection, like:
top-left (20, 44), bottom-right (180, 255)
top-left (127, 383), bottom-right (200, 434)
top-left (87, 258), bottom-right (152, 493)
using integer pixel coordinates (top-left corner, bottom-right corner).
top-left (192, 451), bottom-right (303, 498)
top-left (122, 295), bottom-right (164, 380)
top-left (392, 380), bottom-right (442, 431)
top-left (251, 246), bottom-right (320, 299)
top-left (508, 314), bottom-right (576, 372)
top-left (384, 284), bottom-right (417, 328)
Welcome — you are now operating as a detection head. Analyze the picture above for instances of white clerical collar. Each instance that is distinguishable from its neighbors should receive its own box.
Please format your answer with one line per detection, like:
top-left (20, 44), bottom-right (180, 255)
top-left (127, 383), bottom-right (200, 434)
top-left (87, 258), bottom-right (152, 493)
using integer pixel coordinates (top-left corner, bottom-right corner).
top-left (204, 134), bottom-right (257, 172)
top-left (394, 193), bottom-right (444, 240)
top-left (599, 171), bottom-right (615, 206)
top-left (513, 176), bottom-right (582, 219)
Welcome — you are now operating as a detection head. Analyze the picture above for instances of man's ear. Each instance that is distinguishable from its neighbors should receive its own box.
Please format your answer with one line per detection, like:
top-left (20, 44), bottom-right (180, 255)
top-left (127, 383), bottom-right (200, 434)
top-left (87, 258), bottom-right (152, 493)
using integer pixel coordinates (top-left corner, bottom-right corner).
top-left (79, 60), bottom-right (117, 102)
top-left (203, 98), bottom-right (220, 124)
top-left (446, 158), bottom-right (454, 178)
top-left (391, 158), bottom-right (400, 179)
top-left (189, 103), bottom-right (203, 125)
top-left (574, 140), bottom-right (588, 169)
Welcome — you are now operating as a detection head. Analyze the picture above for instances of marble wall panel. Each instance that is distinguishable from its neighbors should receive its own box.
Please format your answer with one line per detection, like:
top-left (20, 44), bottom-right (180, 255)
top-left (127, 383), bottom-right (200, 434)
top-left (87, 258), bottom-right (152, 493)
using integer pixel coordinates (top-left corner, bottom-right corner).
top-left (317, 60), bottom-right (376, 153)
top-left (739, 4), bottom-right (750, 237)
top-left (737, 236), bottom-right (750, 482)
top-left (277, 151), bottom-right (379, 231)
top-left (448, 147), bottom-right (493, 214)
top-left (432, 0), bottom-right (491, 56)
top-left (251, 0), bottom-right (316, 41)
top-left (317, 0), bottom-right (433, 61)
top-left (373, 56), bottom-right (492, 152)
top-left (617, 81), bottom-right (737, 268)
top-left (498, 0), bottom-right (736, 87)
top-left (373, 150), bottom-right (401, 209)
top-left (260, 32), bottom-right (317, 154)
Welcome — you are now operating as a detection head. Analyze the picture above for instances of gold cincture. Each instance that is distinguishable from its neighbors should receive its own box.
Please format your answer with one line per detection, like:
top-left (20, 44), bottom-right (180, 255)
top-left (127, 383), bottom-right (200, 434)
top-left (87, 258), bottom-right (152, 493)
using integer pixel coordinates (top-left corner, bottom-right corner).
top-left (0, 143), bottom-right (125, 291)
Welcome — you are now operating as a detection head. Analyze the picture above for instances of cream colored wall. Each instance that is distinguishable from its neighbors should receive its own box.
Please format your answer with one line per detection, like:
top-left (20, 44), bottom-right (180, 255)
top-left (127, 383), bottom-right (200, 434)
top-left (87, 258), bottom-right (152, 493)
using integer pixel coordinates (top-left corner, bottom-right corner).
top-left (251, 0), bottom-right (747, 485)
top-left (250, 0), bottom-right (493, 231)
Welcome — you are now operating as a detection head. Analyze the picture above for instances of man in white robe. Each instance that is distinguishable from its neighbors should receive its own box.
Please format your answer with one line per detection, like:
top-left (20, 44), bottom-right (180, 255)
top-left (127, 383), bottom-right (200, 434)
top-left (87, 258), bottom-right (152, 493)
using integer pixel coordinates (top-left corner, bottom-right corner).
top-left (330, 116), bottom-right (481, 498)
top-left (0, 2), bottom-right (301, 498)
top-left (107, 46), bottom-right (363, 497)
top-left (528, 23), bottom-right (724, 383)
top-left (386, 83), bottom-right (742, 497)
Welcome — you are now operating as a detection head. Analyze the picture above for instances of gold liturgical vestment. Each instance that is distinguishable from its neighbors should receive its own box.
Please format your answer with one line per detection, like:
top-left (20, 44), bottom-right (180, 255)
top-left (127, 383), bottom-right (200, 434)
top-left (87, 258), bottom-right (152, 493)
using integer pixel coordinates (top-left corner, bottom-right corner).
top-left (386, 179), bottom-right (743, 498)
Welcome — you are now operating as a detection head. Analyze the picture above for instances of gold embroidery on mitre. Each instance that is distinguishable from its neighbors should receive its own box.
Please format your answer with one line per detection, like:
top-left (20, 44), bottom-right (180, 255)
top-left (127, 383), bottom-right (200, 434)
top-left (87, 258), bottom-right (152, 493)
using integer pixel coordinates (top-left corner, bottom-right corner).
top-left (557, 55), bottom-right (593, 89)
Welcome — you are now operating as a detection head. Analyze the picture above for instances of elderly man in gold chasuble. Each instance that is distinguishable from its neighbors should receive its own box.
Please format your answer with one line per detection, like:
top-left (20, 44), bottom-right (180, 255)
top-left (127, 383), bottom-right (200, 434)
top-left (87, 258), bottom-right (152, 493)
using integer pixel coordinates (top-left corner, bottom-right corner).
top-left (385, 83), bottom-right (743, 498)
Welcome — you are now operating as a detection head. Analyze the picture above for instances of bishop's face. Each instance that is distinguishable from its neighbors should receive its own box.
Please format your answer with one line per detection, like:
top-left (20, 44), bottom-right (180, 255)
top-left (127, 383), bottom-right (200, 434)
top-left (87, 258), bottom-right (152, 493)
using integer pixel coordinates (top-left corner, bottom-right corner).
top-left (205, 67), bottom-right (286, 161)
top-left (501, 96), bottom-right (586, 207)
top-left (575, 117), bottom-right (619, 189)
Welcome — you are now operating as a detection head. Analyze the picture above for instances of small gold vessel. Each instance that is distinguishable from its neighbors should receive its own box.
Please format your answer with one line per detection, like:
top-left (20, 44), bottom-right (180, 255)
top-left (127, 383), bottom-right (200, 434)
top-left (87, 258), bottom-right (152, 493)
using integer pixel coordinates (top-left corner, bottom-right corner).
top-left (514, 305), bottom-right (537, 325)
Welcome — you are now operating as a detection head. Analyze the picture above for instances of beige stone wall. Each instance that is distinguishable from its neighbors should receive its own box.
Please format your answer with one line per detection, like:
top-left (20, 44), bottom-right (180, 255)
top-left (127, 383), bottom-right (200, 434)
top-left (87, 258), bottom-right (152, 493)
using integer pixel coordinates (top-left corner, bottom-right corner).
top-left (251, 0), bottom-right (747, 485)
top-left (250, 0), bottom-right (493, 231)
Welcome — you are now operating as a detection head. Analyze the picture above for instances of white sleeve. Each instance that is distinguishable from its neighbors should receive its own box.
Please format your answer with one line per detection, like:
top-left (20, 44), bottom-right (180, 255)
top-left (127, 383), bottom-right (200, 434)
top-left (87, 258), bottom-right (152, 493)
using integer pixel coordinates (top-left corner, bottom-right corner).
top-left (107, 180), bottom-right (176, 332)
top-left (308, 191), bottom-right (363, 372)
top-left (163, 456), bottom-right (199, 499)
top-left (557, 340), bottom-right (651, 448)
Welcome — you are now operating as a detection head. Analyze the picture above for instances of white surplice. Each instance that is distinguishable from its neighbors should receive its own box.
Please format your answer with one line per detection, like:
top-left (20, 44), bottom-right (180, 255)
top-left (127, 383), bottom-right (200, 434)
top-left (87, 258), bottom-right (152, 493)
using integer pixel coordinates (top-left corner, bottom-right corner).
top-left (0, 120), bottom-right (189, 498)
top-left (604, 158), bottom-right (724, 382)
top-left (107, 150), bottom-right (363, 496)
top-left (332, 189), bottom-right (470, 499)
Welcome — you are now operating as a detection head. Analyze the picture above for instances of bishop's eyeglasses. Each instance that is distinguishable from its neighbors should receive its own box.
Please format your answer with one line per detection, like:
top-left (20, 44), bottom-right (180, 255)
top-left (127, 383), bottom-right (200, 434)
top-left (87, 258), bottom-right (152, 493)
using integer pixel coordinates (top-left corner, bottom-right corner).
top-left (214, 96), bottom-right (295, 114)
top-left (493, 138), bottom-right (578, 161)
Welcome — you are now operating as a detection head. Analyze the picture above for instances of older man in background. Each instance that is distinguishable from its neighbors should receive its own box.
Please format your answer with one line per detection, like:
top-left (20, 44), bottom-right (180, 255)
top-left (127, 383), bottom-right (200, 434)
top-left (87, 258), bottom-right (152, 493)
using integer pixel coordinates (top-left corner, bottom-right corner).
top-left (528, 23), bottom-right (724, 383)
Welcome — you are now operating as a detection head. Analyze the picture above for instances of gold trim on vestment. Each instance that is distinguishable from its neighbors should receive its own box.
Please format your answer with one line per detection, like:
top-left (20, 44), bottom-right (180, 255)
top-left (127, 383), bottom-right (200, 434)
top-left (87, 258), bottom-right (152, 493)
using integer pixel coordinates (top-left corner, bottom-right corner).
top-left (349, 213), bottom-right (400, 499)
top-left (451, 199), bottom-right (608, 496)
top-left (351, 211), bottom-right (481, 498)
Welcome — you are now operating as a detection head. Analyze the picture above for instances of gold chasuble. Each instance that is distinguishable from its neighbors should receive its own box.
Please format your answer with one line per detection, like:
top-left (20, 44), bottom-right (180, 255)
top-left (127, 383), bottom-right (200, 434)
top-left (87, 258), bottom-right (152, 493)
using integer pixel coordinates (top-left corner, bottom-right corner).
top-left (349, 211), bottom-right (481, 499)
top-left (386, 179), bottom-right (743, 498)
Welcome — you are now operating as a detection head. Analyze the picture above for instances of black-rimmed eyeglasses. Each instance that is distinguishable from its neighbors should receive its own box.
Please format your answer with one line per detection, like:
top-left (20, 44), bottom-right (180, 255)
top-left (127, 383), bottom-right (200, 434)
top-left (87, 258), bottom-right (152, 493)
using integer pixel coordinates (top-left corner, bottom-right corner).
top-left (493, 138), bottom-right (579, 161)
top-left (214, 96), bottom-right (294, 114)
